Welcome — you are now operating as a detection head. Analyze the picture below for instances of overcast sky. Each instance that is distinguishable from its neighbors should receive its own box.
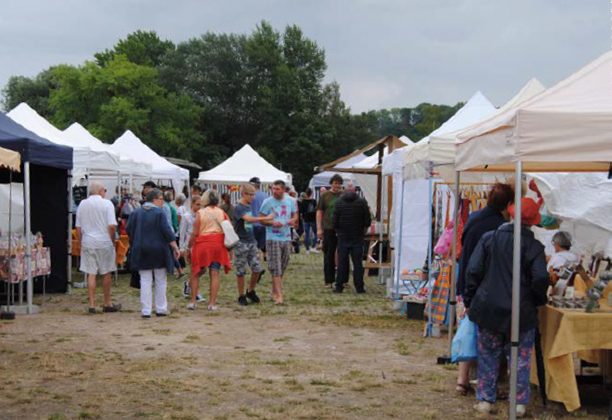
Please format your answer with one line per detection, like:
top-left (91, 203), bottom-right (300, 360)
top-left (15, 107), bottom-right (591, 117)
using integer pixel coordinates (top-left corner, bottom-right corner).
top-left (0, 0), bottom-right (609, 113)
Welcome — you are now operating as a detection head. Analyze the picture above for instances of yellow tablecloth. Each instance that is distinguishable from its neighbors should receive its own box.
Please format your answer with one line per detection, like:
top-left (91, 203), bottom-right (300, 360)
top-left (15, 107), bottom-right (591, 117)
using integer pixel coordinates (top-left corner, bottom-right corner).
top-left (531, 304), bottom-right (612, 411)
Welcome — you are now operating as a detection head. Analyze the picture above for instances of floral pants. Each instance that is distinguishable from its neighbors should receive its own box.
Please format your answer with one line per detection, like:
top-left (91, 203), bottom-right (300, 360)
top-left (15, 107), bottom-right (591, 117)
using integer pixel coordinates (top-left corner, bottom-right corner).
top-left (477, 327), bottom-right (535, 404)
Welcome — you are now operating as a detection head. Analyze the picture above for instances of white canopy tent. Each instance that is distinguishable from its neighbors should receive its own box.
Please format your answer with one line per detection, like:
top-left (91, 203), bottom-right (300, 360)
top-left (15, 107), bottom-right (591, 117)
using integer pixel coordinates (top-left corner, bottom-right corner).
top-left (7, 103), bottom-right (120, 184)
top-left (63, 123), bottom-right (152, 195)
top-left (198, 144), bottom-right (292, 185)
top-left (454, 51), bottom-right (612, 417)
top-left (112, 130), bottom-right (189, 191)
top-left (403, 91), bottom-right (498, 181)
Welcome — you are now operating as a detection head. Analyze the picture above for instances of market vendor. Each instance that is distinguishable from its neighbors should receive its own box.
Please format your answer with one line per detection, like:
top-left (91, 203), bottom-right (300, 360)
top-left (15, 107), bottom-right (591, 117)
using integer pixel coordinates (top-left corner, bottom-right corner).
top-left (547, 231), bottom-right (579, 284)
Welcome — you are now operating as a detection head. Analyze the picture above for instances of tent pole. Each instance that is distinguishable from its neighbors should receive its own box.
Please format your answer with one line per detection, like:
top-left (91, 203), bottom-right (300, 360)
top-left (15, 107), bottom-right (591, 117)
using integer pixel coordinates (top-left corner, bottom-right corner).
top-left (394, 177), bottom-right (406, 298)
top-left (67, 170), bottom-right (73, 292)
top-left (378, 175), bottom-right (386, 286)
top-left (7, 170), bottom-right (13, 313)
top-left (426, 163), bottom-right (434, 336)
top-left (24, 161), bottom-right (33, 314)
top-left (508, 161), bottom-right (523, 420)
top-left (446, 170), bottom-right (460, 358)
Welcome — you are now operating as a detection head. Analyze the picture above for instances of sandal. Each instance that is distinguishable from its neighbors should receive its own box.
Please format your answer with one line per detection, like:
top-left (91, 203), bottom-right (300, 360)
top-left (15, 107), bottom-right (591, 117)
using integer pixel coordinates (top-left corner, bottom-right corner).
top-left (456, 383), bottom-right (474, 396)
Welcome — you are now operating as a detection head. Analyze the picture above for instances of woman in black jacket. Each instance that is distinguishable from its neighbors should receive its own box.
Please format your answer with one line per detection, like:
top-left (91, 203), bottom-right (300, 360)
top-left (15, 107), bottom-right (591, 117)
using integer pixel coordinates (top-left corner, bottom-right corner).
top-left (464, 197), bottom-right (549, 417)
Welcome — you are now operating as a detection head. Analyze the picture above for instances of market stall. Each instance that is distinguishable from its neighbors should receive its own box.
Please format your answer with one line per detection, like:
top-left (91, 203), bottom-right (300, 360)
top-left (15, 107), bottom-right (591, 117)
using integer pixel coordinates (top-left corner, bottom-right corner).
top-left (0, 112), bottom-right (73, 311)
top-left (455, 51), bottom-right (612, 417)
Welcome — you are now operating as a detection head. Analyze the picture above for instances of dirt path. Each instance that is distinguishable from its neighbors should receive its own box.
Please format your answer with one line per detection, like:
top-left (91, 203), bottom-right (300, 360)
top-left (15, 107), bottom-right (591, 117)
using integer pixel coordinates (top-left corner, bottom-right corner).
top-left (0, 254), bottom-right (607, 419)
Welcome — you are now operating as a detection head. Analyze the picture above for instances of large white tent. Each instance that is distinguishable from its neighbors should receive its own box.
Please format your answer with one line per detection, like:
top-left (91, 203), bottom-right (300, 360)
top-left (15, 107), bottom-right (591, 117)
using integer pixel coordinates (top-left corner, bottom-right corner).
top-left (198, 144), bottom-right (292, 185)
top-left (7, 103), bottom-right (120, 183)
top-left (456, 51), bottom-right (612, 173)
top-left (63, 123), bottom-right (151, 180)
top-left (112, 130), bottom-right (189, 190)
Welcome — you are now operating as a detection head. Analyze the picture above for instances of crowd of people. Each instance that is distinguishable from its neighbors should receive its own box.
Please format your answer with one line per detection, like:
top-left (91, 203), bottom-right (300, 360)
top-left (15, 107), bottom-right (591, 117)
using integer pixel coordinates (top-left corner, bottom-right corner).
top-left (74, 174), bottom-right (373, 317)
top-left (72, 174), bottom-right (587, 417)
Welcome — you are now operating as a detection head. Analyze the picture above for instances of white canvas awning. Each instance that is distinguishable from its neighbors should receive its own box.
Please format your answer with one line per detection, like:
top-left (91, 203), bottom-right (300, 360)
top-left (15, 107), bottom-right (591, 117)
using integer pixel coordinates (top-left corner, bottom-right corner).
top-left (198, 144), bottom-right (292, 185)
top-left (7, 103), bottom-right (120, 182)
top-left (456, 51), bottom-right (612, 172)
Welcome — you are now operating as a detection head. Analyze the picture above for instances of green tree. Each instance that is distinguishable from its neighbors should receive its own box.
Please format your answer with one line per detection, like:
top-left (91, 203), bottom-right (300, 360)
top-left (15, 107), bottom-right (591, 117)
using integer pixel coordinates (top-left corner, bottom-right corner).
top-left (95, 30), bottom-right (175, 67)
top-left (1, 69), bottom-right (56, 114)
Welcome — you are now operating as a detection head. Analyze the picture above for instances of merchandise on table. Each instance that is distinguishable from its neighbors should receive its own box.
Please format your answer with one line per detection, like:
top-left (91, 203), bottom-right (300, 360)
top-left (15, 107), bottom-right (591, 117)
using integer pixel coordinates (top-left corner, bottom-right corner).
top-left (0, 232), bottom-right (52, 283)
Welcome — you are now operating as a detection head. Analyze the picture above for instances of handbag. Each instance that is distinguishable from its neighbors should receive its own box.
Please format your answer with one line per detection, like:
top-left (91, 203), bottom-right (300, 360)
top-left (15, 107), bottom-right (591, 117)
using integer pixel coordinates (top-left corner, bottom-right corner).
top-left (208, 207), bottom-right (240, 250)
top-left (451, 317), bottom-right (478, 362)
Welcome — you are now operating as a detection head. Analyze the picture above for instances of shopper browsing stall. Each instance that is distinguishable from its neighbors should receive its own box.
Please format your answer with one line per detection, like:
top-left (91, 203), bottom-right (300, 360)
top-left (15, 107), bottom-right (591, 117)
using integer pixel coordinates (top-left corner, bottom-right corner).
top-left (464, 197), bottom-right (549, 417)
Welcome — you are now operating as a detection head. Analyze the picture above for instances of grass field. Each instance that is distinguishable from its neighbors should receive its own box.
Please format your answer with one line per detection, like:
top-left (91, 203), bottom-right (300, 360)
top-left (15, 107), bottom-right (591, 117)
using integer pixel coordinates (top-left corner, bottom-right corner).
top-left (0, 252), bottom-right (608, 419)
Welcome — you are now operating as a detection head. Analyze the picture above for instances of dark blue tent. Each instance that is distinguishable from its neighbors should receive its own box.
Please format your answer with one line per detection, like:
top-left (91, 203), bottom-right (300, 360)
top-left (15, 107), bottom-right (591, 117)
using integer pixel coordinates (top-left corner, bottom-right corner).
top-left (0, 111), bottom-right (73, 295)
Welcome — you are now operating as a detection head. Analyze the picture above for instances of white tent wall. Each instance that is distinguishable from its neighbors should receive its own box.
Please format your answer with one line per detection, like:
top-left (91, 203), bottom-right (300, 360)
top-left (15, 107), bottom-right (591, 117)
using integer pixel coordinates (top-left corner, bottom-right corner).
top-left (0, 183), bottom-right (24, 233)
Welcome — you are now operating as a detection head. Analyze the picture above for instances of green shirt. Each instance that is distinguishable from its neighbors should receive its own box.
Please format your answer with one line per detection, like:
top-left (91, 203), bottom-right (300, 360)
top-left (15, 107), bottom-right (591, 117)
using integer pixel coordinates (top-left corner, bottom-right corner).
top-left (317, 190), bottom-right (341, 230)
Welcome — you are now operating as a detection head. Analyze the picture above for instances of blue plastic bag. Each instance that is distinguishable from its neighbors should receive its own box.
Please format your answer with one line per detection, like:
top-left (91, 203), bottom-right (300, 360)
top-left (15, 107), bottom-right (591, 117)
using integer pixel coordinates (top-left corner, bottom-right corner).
top-left (451, 317), bottom-right (478, 362)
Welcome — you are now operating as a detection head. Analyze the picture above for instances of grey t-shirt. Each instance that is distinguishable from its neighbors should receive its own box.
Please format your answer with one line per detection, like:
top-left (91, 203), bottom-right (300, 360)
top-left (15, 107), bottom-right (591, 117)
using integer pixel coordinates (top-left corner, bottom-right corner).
top-left (233, 202), bottom-right (255, 242)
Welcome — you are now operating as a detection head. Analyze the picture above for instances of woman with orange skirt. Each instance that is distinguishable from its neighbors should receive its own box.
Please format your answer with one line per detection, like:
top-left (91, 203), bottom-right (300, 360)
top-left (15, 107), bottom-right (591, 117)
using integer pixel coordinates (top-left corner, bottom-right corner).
top-left (188, 190), bottom-right (231, 311)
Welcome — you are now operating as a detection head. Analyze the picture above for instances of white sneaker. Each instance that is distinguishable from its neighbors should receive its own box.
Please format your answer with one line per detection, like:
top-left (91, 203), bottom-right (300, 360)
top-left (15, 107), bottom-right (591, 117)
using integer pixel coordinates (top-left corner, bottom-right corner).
top-left (207, 305), bottom-right (218, 311)
top-left (196, 294), bottom-right (206, 302)
top-left (473, 401), bottom-right (492, 414)
top-left (311, 248), bottom-right (320, 254)
top-left (516, 404), bottom-right (526, 418)
top-left (186, 302), bottom-right (196, 310)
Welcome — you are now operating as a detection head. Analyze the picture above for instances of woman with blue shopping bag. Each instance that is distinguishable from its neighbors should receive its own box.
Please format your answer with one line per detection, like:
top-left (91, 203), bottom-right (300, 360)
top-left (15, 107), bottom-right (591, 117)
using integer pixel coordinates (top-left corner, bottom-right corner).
top-left (464, 198), bottom-right (549, 417)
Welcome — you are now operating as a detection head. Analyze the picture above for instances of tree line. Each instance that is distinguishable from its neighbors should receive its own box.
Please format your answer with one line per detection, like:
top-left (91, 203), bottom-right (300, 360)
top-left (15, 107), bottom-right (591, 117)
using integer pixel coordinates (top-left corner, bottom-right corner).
top-left (1, 23), bottom-right (462, 189)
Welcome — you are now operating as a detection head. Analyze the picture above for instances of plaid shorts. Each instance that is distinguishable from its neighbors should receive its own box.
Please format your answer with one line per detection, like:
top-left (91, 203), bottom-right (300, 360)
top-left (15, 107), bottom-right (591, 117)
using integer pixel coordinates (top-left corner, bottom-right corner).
top-left (233, 240), bottom-right (263, 277)
top-left (266, 240), bottom-right (291, 277)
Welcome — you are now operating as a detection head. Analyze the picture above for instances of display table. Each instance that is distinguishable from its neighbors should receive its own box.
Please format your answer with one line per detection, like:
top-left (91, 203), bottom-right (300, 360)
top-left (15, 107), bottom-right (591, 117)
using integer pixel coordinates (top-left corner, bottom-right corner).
top-left (531, 304), bottom-right (612, 411)
top-left (0, 247), bottom-right (51, 283)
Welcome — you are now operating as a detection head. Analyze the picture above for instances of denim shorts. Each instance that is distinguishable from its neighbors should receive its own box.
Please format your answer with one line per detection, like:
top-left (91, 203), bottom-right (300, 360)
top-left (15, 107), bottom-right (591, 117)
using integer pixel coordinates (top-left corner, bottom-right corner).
top-left (209, 262), bottom-right (221, 271)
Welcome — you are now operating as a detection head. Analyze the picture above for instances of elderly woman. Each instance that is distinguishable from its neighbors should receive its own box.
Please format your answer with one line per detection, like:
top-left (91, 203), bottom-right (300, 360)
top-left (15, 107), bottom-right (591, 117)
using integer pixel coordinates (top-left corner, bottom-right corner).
top-left (127, 188), bottom-right (180, 318)
top-left (547, 231), bottom-right (579, 280)
top-left (189, 190), bottom-right (232, 311)
top-left (464, 197), bottom-right (549, 417)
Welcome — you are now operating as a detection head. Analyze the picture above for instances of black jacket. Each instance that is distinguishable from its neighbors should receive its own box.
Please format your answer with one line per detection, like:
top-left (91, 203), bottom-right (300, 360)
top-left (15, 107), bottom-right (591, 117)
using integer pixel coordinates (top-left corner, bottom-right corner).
top-left (333, 191), bottom-right (371, 240)
top-left (457, 205), bottom-right (507, 296)
top-left (464, 223), bottom-right (548, 333)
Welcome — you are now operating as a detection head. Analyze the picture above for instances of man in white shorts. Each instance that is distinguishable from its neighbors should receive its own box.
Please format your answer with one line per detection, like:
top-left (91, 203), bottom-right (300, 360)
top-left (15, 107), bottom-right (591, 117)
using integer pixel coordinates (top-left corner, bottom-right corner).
top-left (76, 181), bottom-right (121, 314)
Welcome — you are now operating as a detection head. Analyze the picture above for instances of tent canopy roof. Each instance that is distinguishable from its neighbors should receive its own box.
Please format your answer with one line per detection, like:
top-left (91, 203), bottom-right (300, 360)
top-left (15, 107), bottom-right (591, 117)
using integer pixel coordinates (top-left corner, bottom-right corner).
top-left (0, 146), bottom-right (21, 172)
top-left (456, 51), bottom-right (612, 172)
top-left (111, 130), bottom-right (188, 181)
top-left (198, 144), bottom-right (291, 184)
top-left (64, 123), bottom-right (150, 177)
top-left (0, 112), bottom-right (72, 170)
top-left (405, 91), bottom-right (497, 167)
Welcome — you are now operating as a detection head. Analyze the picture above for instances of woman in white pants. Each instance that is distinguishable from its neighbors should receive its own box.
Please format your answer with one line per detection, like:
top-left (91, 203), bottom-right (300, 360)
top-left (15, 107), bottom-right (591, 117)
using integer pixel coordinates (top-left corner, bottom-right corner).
top-left (127, 188), bottom-right (180, 318)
